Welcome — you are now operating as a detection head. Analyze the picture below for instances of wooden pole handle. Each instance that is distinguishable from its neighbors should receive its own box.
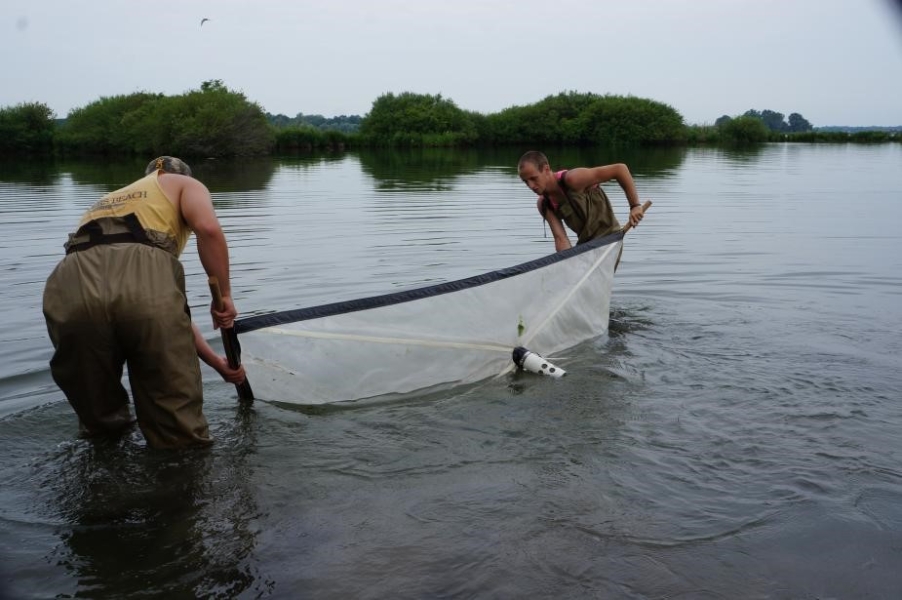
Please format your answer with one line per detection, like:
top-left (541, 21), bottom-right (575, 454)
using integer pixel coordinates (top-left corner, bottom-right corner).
top-left (621, 200), bottom-right (653, 234)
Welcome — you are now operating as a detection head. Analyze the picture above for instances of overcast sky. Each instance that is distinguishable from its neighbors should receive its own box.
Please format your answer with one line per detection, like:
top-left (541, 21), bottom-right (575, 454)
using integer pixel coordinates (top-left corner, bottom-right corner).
top-left (4, 0), bottom-right (902, 127)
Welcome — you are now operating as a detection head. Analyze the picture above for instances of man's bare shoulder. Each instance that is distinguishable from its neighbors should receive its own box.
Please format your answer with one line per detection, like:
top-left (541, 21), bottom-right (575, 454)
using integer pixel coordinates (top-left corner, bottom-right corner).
top-left (161, 173), bottom-right (210, 196)
top-left (562, 167), bottom-right (594, 190)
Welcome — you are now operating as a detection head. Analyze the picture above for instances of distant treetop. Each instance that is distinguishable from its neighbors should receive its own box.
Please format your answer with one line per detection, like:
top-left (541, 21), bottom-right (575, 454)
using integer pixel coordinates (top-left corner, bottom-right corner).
top-left (715, 109), bottom-right (813, 133)
top-left (267, 112), bottom-right (362, 133)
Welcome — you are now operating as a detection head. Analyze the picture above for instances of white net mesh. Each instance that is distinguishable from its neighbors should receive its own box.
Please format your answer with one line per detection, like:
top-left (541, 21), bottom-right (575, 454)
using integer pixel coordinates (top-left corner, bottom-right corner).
top-left (236, 235), bottom-right (622, 404)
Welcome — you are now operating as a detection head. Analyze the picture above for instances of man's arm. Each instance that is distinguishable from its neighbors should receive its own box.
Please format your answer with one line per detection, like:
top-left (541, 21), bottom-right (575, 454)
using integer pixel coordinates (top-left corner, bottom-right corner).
top-left (536, 196), bottom-right (572, 252)
top-left (178, 176), bottom-right (237, 329)
top-left (192, 323), bottom-right (247, 384)
top-left (563, 163), bottom-right (644, 227)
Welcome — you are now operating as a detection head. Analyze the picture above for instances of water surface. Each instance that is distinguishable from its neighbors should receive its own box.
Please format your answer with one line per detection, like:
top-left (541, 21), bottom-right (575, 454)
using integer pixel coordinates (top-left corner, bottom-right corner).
top-left (1, 144), bottom-right (901, 598)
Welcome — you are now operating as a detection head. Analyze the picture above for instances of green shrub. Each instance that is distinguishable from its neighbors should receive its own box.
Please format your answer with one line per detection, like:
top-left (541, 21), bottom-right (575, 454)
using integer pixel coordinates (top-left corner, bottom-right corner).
top-left (55, 92), bottom-right (162, 154)
top-left (719, 115), bottom-right (770, 144)
top-left (56, 81), bottom-right (273, 157)
top-left (0, 102), bottom-right (56, 154)
top-left (360, 92), bottom-right (478, 147)
top-left (481, 92), bottom-right (684, 146)
top-left (685, 125), bottom-right (721, 144)
top-left (274, 125), bottom-right (356, 151)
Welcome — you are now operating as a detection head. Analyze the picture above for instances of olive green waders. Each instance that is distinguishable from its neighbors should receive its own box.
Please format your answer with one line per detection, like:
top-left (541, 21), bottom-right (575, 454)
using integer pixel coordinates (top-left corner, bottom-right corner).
top-left (43, 243), bottom-right (211, 448)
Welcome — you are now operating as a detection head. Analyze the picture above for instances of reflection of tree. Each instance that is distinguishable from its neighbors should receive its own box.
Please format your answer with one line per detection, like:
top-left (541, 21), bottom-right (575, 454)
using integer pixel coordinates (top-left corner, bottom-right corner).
top-left (533, 146), bottom-right (687, 179)
top-left (357, 147), bottom-right (483, 190)
top-left (357, 146), bottom-right (686, 190)
top-left (718, 144), bottom-right (767, 165)
top-left (666, 144), bottom-right (765, 167)
top-left (191, 157), bottom-right (277, 195)
top-left (0, 156), bottom-right (59, 185)
top-left (39, 406), bottom-right (267, 598)
top-left (60, 157), bottom-right (277, 196)
top-left (274, 153), bottom-right (348, 171)
top-left (58, 157), bottom-right (149, 186)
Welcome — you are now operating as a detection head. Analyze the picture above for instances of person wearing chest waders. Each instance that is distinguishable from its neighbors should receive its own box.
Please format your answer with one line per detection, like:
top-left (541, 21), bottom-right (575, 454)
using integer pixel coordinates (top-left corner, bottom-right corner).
top-left (42, 156), bottom-right (246, 449)
top-left (517, 150), bottom-right (645, 252)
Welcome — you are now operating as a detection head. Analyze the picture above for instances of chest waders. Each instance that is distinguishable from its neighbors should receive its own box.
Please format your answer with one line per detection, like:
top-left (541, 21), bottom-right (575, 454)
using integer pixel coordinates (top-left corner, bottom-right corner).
top-left (43, 199), bottom-right (210, 448)
top-left (544, 171), bottom-right (621, 245)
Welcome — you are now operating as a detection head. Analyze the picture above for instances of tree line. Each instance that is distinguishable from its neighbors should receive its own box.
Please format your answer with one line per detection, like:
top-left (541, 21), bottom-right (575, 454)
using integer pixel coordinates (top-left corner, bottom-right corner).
top-left (0, 80), bottom-right (273, 157)
top-left (1, 82), bottom-right (898, 157)
top-left (266, 112), bottom-right (362, 133)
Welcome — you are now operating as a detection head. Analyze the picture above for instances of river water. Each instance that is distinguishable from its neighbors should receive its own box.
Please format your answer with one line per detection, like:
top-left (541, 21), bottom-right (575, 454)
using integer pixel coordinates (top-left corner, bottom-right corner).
top-left (1, 144), bottom-right (901, 598)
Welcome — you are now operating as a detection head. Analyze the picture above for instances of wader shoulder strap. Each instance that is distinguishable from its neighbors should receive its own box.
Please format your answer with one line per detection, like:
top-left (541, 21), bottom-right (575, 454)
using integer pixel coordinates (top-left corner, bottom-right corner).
top-left (552, 170), bottom-right (588, 226)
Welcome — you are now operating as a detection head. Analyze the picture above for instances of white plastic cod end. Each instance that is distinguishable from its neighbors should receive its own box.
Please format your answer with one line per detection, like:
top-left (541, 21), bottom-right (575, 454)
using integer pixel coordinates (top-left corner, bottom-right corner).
top-left (511, 346), bottom-right (566, 378)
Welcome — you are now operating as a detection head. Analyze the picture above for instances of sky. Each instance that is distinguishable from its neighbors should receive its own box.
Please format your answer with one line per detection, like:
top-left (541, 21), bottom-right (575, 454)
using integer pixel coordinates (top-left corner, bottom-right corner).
top-left (4, 0), bottom-right (902, 127)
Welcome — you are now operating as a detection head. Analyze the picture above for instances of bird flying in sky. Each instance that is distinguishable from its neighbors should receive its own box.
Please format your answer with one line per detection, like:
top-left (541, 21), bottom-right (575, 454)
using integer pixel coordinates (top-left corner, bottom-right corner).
top-left (200, 18), bottom-right (210, 27)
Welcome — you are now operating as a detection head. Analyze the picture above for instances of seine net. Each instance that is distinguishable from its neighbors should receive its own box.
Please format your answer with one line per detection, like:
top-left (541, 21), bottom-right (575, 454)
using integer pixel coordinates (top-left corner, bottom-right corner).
top-left (234, 232), bottom-right (624, 404)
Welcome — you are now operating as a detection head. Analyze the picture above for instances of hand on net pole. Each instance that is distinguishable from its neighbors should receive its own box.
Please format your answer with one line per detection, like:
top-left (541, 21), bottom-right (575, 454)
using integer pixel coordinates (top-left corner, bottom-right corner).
top-left (208, 276), bottom-right (254, 402)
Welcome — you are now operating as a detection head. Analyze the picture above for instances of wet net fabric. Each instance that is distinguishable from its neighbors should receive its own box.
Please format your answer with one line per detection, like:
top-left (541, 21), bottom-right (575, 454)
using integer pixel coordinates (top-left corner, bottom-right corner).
top-left (234, 233), bottom-right (623, 404)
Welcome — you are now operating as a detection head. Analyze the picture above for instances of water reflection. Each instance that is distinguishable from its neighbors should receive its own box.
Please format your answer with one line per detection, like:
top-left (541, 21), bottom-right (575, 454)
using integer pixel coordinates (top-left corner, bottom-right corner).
top-left (714, 144), bottom-right (768, 165)
top-left (275, 152), bottom-right (349, 170)
top-left (0, 155), bottom-right (60, 185)
top-left (37, 403), bottom-right (266, 598)
top-left (3, 145), bottom-right (901, 597)
top-left (192, 157), bottom-right (277, 196)
top-left (0, 146), bottom-right (685, 194)
top-left (357, 147), bottom-right (485, 190)
top-left (494, 145), bottom-right (687, 178)
top-left (55, 156), bottom-right (279, 197)
top-left (59, 157), bottom-right (152, 186)
top-left (356, 146), bottom-right (686, 191)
